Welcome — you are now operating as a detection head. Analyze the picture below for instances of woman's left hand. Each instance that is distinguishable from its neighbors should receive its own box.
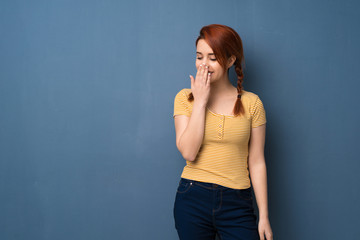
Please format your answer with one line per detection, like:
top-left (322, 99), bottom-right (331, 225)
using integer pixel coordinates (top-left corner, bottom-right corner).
top-left (258, 217), bottom-right (273, 240)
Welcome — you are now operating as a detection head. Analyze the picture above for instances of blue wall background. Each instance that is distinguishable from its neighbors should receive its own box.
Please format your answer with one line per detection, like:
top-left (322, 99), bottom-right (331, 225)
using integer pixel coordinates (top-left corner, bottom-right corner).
top-left (1, 0), bottom-right (359, 239)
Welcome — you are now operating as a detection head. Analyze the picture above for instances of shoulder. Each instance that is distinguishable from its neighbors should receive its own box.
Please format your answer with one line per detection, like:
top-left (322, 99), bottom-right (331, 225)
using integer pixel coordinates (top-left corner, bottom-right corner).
top-left (181, 88), bottom-right (192, 97)
top-left (174, 88), bottom-right (193, 106)
top-left (173, 88), bottom-right (193, 116)
top-left (175, 88), bottom-right (192, 99)
top-left (241, 89), bottom-right (261, 103)
top-left (241, 90), bottom-right (266, 116)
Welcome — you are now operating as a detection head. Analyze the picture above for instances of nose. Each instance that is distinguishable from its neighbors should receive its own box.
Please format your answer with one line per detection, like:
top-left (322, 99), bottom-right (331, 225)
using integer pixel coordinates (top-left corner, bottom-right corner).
top-left (197, 58), bottom-right (210, 69)
top-left (199, 60), bottom-right (209, 68)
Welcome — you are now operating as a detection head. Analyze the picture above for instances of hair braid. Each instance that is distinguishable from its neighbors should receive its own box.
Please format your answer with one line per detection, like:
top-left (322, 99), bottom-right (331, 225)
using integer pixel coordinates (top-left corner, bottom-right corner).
top-left (233, 59), bottom-right (245, 116)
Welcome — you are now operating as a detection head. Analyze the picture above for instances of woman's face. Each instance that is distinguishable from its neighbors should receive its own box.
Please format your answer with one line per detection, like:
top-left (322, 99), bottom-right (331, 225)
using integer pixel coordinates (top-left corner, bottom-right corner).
top-left (195, 39), bottom-right (225, 82)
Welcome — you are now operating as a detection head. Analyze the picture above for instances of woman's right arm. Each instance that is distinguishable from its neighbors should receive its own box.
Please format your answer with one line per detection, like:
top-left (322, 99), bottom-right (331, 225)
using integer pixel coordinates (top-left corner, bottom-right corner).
top-left (174, 63), bottom-right (211, 162)
top-left (174, 100), bottom-right (207, 162)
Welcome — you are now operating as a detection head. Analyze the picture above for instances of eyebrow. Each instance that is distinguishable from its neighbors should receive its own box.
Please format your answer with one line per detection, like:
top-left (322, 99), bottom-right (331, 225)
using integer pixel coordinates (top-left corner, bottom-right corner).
top-left (196, 52), bottom-right (215, 55)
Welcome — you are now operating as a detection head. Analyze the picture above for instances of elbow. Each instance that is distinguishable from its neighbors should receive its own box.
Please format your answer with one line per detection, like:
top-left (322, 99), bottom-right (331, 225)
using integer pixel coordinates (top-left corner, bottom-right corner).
top-left (184, 155), bottom-right (196, 162)
top-left (181, 151), bottom-right (196, 162)
top-left (177, 141), bottom-right (196, 162)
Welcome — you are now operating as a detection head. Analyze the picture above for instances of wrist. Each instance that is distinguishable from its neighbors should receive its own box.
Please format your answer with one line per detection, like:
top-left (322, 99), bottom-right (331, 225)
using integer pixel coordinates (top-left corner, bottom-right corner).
top-left (193, 100), bottom-right (207, 109)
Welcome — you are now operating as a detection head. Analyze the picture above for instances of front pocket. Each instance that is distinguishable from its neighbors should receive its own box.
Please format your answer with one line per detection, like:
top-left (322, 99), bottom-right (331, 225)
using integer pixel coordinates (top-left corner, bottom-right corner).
top-left (235, 189), bottom-right (253, 200)
top-left (177, 181), bottom-right (192, 194)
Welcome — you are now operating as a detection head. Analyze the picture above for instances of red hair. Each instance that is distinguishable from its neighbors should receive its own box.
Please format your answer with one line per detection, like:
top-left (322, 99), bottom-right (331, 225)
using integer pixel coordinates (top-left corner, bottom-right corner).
top-left (188, 24), bottom-right (245, 117)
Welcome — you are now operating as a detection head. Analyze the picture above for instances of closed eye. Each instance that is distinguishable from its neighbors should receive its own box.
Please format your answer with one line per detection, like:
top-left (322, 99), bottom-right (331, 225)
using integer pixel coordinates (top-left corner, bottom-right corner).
top-left (196, 57), bottom-right (217, 61)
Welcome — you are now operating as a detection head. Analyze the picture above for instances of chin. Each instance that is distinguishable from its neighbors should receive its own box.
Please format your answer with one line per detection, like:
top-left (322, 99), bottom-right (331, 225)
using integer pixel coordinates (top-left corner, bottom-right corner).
top-left (210, 76), bottom-right (218, 82)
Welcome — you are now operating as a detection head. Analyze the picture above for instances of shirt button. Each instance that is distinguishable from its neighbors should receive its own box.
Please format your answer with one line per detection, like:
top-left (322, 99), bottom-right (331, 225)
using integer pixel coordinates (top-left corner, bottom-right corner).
top-left (219, 124), bottom-right (222, 127)
top-left (218, 133), bottom-right (221, 136)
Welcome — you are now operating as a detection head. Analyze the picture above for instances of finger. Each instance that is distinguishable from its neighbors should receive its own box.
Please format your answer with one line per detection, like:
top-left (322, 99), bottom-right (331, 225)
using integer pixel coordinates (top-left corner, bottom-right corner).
top-left (206, 72), bottom-right (211, 85)
top-left (267, 232), bottom-right (273, 240)
top-left (190, 75), bottom-right (194, 88)
top-left (204, 65), bottom-right (209, 81)
top-left (259, 230), bottom-right (264, 240)
top-left (199, 63), bottom-right (204, 76)
top-left (200, 64), bottom-right (206, 82)
top-left (196, 64), bottom-right (203, 79)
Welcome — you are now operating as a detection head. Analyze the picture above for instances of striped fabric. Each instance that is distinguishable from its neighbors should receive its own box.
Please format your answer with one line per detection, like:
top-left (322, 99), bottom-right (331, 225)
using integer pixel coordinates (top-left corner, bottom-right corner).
top-left (173, 88), bottom-right (267, 189)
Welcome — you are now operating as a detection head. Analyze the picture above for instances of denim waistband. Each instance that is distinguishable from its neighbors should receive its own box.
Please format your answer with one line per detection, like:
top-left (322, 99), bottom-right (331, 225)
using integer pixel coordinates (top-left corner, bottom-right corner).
top-left (180, 178), bottom-right (251, 192)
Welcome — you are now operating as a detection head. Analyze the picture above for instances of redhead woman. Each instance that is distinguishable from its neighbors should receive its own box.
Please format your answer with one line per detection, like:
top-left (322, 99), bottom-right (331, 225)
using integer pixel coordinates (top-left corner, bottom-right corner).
top-left (172, 24), bottom-right (273, 240)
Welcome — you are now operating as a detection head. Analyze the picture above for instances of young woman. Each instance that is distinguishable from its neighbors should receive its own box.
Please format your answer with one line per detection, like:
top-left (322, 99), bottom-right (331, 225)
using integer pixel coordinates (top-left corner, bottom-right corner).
top-left (172, 24), bottom-right (273, 240)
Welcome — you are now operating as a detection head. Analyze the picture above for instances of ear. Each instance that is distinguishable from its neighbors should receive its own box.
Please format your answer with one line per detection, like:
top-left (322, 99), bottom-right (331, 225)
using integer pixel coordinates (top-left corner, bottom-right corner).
top-left (227, 55), bottom-right (236, 69)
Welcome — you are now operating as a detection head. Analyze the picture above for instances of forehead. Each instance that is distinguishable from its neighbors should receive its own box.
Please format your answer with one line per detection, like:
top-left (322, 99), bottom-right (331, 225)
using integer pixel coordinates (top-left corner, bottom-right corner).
top-left (196, 39), bottom-right (214, 54)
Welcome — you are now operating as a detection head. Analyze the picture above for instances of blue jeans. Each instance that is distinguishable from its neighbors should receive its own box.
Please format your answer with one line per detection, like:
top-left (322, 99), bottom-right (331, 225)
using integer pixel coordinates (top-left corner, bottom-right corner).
top-left (173, 178), bottom-right (260, 240)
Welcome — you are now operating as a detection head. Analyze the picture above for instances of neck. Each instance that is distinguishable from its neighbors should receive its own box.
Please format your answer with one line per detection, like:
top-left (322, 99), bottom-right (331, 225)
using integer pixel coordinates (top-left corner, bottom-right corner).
top-left (209, 76), bottom-right (236, 99)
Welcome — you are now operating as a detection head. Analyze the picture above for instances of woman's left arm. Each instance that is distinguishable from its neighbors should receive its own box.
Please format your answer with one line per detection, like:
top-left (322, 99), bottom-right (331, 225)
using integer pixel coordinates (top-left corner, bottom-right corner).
top-left (248, 123), bottom-right (273, 240)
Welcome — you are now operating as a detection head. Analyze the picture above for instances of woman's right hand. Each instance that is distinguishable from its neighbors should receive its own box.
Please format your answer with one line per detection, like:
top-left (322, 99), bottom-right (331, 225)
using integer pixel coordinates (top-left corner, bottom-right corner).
top-left (189, 63), bottom-right (211, 106)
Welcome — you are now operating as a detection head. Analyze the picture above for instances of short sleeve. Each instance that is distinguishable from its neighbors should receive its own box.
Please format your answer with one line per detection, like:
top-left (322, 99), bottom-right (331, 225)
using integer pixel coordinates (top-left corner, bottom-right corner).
top-left (250, 96), bottom-right (267, 128)
top-left (173, 89), bottom-right (191, 118)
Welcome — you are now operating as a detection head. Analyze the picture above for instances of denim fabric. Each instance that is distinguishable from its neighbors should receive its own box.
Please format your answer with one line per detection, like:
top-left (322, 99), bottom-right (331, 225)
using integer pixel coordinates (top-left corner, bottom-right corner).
top-left (173, 178), bottom-right (260, 240)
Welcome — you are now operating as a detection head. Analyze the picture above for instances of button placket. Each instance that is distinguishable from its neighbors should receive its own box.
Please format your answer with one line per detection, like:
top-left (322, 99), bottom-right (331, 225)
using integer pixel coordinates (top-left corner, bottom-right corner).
top-left (217, 116), bottom-right (225, 139)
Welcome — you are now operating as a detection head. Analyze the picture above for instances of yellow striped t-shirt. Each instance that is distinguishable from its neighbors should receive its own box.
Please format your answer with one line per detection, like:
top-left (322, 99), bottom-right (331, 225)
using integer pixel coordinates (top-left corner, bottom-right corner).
top-left (173, 88), bottom-right (267, 189)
